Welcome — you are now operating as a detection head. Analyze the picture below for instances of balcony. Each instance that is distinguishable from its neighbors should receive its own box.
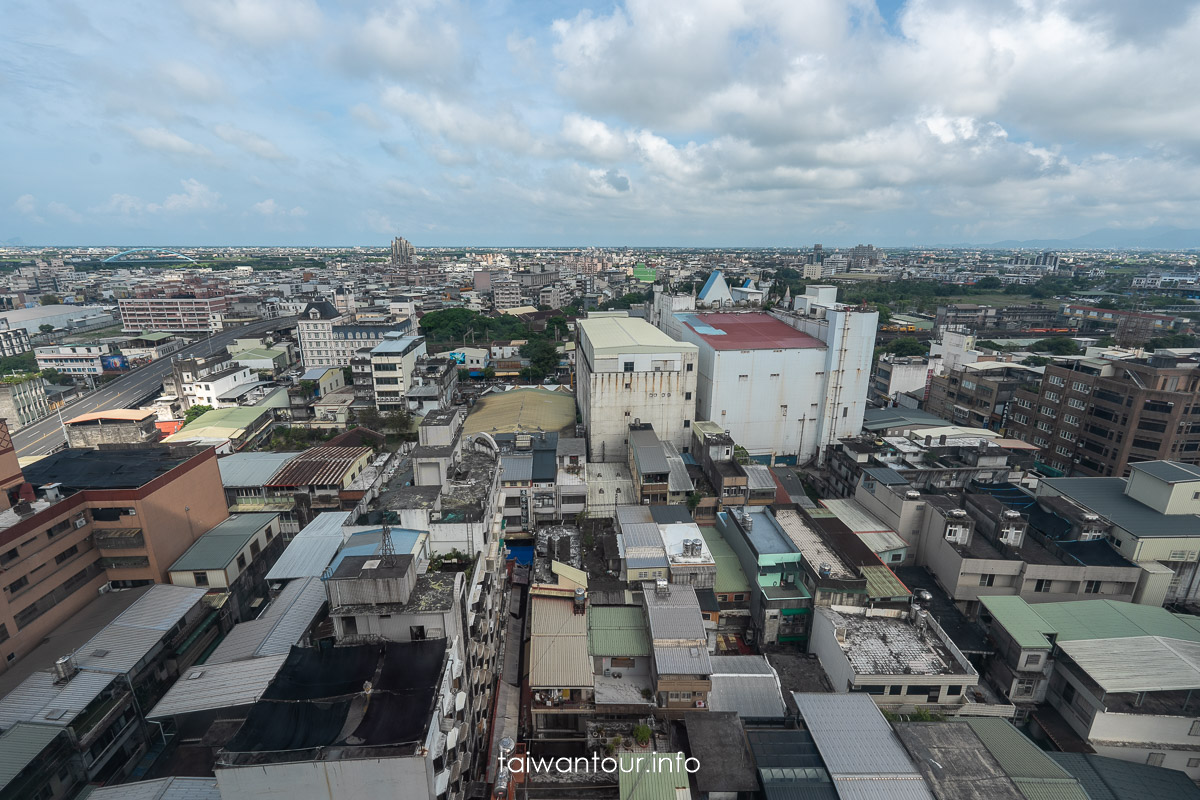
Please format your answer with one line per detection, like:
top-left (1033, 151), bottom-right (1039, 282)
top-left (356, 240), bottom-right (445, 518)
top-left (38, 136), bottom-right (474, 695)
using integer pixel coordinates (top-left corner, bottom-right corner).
top-left (99, 555), bottom-right (150, 570)
top-left (93, 529), bottom-right (144, 550)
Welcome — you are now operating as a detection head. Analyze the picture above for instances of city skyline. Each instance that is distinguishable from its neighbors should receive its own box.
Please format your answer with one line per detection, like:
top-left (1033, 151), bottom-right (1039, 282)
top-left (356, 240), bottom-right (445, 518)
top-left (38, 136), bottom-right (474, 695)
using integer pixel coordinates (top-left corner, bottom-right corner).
top-left (6, 0), bottom-right (1200, 247)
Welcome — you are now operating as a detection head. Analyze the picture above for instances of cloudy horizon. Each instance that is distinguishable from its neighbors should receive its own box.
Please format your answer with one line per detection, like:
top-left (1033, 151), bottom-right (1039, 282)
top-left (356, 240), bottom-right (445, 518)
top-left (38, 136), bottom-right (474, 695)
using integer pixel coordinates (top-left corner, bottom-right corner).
top-left (5, 0), bottom-right (1200, 248)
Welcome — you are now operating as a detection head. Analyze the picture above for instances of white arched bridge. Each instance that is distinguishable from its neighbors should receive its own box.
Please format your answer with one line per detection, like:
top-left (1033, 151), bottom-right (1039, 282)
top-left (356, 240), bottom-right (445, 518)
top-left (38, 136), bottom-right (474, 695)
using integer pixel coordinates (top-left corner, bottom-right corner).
top-left (102, 248), bottom-right (197, 264)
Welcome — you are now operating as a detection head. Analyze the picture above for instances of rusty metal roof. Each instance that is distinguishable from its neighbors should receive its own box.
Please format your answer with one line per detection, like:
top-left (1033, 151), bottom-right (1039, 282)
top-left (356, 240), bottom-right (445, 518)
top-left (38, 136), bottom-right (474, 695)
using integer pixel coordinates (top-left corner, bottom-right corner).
top-left (264, 446), bottom-right (371, 488)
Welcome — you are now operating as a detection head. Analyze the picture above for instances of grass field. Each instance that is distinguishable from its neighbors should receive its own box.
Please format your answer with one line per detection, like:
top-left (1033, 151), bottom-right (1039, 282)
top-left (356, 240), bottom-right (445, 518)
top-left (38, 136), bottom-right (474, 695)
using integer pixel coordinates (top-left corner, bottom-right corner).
top-left (941, 292), bottom-right (1035, 306)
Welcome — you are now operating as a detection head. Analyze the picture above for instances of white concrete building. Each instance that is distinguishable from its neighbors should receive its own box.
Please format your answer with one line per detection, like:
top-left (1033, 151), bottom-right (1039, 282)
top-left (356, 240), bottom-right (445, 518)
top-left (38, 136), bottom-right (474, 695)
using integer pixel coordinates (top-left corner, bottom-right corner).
top-left (0, 376), bottom-right (49, 429)
top-left (576, 312), bottom-right (698, 462)
top-left (371, 333), bottom-right (427, 413)
top-left (34, 343), bottom-right (110, 376)
top-left (652, 285), bottom-right (877, 465)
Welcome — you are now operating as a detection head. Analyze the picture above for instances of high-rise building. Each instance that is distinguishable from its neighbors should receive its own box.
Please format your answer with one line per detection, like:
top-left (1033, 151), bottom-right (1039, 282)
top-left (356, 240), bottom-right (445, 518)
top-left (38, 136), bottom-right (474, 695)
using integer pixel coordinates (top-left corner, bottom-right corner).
top-left (1007, 352), bottom-right (1200, 477)
top-left (390, 235), bottom-right (415, 267)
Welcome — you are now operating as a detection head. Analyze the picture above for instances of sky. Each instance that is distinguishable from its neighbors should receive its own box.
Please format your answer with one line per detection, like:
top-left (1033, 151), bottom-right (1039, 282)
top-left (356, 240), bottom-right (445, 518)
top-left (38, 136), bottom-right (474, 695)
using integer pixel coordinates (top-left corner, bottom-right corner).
top-left (4, 0), bottom-right (1200, 248)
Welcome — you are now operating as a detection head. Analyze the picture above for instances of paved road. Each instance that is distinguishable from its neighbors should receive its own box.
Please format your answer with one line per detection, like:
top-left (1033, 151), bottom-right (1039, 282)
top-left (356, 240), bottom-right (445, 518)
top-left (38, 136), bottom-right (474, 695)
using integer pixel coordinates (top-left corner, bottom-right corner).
top-left (13, 317), bottom-right (297, 458)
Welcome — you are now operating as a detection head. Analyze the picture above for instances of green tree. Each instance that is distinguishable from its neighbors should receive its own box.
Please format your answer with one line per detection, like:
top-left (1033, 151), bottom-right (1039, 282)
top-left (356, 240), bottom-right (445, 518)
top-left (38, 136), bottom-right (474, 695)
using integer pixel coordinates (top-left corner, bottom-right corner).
top-left (520, 338), bottom-right (560, 381)
top-left (39, 294), bottom-right (60, 306)
top-left (355, 407), bottom-right (383, 431)
top-left (383, 409), bottom-right (416, 441)
top-left (1146, 333), bottom-right (1199, 351)
top-left (875, 304), bottom-right (893, 325)
top-left (482, 366), bottom-right (496, 380)
top-left (38, 324), bottom-right (54, 333)
top-left (39, 368), bottom-right (63, 384)
top-left (879, 337), bottom-right (927, 357)
top-left (974, 276), bottom-right (1003, 290)
top-left (184, 404), bottom-right (213, 424)
top-left (1031, 337), bottom-right (1080, 355)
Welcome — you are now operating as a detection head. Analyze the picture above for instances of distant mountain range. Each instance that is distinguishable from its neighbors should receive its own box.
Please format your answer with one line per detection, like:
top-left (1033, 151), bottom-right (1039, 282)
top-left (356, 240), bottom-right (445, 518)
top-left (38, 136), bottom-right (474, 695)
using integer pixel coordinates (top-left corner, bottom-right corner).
top-left (983, 226), bottom-right (1200, 251)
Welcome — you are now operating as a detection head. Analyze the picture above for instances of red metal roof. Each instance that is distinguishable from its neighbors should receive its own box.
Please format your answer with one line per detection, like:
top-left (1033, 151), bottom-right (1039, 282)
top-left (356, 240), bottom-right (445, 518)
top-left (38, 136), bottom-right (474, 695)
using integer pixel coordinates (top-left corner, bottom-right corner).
top-left (682, 313), bottom-right (824, 351)
top-left (265, 446), bottom-right (371, 487)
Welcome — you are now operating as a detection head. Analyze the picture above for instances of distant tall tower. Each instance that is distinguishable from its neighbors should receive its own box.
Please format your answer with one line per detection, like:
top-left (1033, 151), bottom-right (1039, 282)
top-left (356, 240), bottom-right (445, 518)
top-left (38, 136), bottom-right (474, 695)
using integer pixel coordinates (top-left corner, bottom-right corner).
top-left (391, 236), bottom-right (415, 267)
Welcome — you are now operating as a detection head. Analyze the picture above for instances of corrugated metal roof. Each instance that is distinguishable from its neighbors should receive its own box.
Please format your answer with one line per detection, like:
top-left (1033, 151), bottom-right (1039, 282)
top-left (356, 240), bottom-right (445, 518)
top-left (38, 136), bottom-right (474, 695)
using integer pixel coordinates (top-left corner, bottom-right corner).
top-left (217, 452), bottom-right (298, 487)
top-left (1057, 636), bottom-right (1200, 692)
top-left (615, 504), bottom-right (654, 528)
top-left (820, 499), bottom-right (892, 533)
top-left (646, 605), bottom-right (706, 642)
top-left (699, 526), bottom-right (751, 594)
top-left (265, 511), bottom-right (352, 581)
top-left (265, 446), bottom-right (371, 487)
top-left (983, 596), bottom-right (1200, 650)
top-left (579, 314), bottom-right (698, 357)
top-left (744, 464), bottom-right (776, 491)
top-left (631, 441), bottom-right (670, 477)
top-left (863, 467), bottom-right (911, 486)
top-left (793, 693), bottom-right (922, 777)
top-left (0, 670), bottom-right (115, 729)
top-left (1040, 476), bottom-right (1200, 538)
top-left (710, 655), bottom-right (776, 675)
top-left (168, 513), bottom-right (277, 572)
top-left (108, 585), bottom-right (210, 631)
top-left (832, 780), bottom-right (935, 800)
top-left (861, 565), bottom-right (911, 600)
top-left (588, 606), bottom-right (650, 657)
top-left (857, 530), bottom-right (909, 554)
top-left (1049, 752), bottom-right (1199, 800)
top-left (653, 645), bottom-right (712, 675)
top-left (980, 596), bottom-right (1062, 649)
top-left (662, 442), bottom-right (693, 492)
top-left (964, 719), bottom-right (1082, 782)
top-left (621, 522), bottom-right (665, 550)
top-left (0, 722), bottom-right (66, 790)
top-left (710, 672), bottom-right (786, 719)
top-left (626, 554), bottom-right (669, 569)
top-left (206, 577), bottom-right (328, 665)
top-left (530, 596), bottom-right (591, 688)
top-left (147, 655), bottom-right (287, 718)
top-left (618, 752), bottom-right (690, 800)
top-left (500, 455), bottom-right (533, 482)
top-left (86, 776), bottom-right (222, 800)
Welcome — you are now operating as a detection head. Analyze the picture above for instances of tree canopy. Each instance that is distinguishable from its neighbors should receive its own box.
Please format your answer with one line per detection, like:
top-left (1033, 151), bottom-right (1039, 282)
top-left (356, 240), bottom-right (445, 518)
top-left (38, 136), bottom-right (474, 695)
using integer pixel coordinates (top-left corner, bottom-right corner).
top-left (1031, 337), bottom-right (1080, 355)
top-left (878, 337), bottom-right (928, 357)
top-left (183, 404), bottom-right (213, 424)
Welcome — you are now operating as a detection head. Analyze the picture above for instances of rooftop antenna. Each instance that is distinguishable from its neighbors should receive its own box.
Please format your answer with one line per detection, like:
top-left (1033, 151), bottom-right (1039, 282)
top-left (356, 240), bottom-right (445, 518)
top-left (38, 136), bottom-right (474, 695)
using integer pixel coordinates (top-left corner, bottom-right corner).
top-left (379, 522), bottom-right (398, 566)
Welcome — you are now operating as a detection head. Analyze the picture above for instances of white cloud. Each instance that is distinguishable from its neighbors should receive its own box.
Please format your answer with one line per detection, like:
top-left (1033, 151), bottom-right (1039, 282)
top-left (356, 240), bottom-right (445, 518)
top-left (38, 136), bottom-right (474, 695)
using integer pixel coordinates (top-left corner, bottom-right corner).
top-left (181, 0), bottom-right (321, 46)
top-left (380, 87), bottom-right (539, 155)
top-left (13, 194), bottom-right (44, 224)
top-left (214, 124), bottom-right (289, 161)
top-left (253, 198), bottom-right (306, 216)
top-left (127, 127), bottom-right (212, 159)
top-left (339, 3), bottom-right (461, 80)
top-left (45, 201), bottom-right (82, 223)
top-left (351, 104), bottom-right (389, 132)
top-left (146, 179), bottom-right (222, 213)
top-left (159, 61), bottom-right (225, 102)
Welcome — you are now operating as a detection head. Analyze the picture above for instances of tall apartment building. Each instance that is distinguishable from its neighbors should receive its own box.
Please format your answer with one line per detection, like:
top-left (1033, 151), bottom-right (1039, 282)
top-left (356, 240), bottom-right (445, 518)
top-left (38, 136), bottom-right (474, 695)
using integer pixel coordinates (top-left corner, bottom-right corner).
top-left (0, 445), bottom-right (229, 671)
top-left (118, 294), bottom-right (229, 334)
top-left (0, 376), bottom-right (49, 430)
top-left (1008, 353), bottom-right (1200, 477)
top-left (926, 362), bottom-right (1043, 430)
top-left (491, 279), bottom-right (522, 311)
top-left (370, 333), bottom-right (426, 413)
top-left (390, 235), bottom-right (415, 266)
top-left (576, 312), bottom-right (698, 462)
top-left (0, 328), bottom-right (31, 358)
top-left (296, 301), bottom-right (414, 368)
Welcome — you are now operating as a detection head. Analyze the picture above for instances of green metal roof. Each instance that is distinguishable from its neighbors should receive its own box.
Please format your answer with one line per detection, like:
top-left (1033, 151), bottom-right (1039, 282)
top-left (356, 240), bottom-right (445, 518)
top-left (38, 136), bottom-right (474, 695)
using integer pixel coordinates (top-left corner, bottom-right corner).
top-left (966, 719), bottom-right (1079, 781)
top-left (134, 331), bottom-right (176, 341)
top-left (980, 596), bottom-right (1062, 649)
top-left (167, 406), bottom-right (270, 440)
top-left (588, 606), bottom-right (651, 657)
top-left (860, 565), bottom-right (911, 600)
top-left (619, 753), bottom-right (689, 800)
top-left (169, 512), bottom-right (278, 572)
top-left (983, 596), bottom-right (1200, 649)
top-left (0, 723), bottom-right (64, 791)
top-left (699, 526), bottom-right (751, 595)
top-left (1050, 752), bottom-right (1200, 800)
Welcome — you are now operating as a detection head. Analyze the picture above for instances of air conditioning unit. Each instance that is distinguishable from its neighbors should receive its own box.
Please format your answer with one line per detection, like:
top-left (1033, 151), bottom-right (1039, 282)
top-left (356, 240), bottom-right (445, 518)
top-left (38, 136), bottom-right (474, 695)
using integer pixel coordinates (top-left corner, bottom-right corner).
top-left (74, 518), bottom-right (87, 529)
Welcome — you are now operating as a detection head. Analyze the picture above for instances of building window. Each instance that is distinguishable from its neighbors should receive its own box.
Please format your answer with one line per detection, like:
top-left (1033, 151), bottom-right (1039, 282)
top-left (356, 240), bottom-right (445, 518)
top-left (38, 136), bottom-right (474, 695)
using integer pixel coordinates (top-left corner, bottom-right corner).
top-left (237, 554), bottom-right (247, 571)
top-left (683, 420), bottom-right (690, 428)
top-left (638, 571), bottom-right (648, 579)
top-left (1015, 678), bottom-right (1036, 696)
top-left (1025, 654), bottom-right (1042, 667)
top-left (1190, 720), bottom-right (1200, 736)
top-left (623, 361), bottom-right (634, 373)
top-left (54, 545), bottom-right (79, 565)
top-left (1084, 580), bottom-right (1101, 594)
top-left (193, 572), bottom-right (209, 587)
top-left (979, 574), bottom-right (995, 587)
top-left (686, 363), bottom-right (693, 371)
top-left (1188, 758), bottom-right (1200, 768)
top-left (6, 576), bottom-right (29, 594)
top-left (685, 392), bottom-right (692, 400)
top-left (410, 625), bottom-right (426, 641)
top-left (1147, 753), bottom-right (1166, 767)
top-left (1034, 579), bottom-right (1051, 593)
top-left (250, 541), bottom-right (261, 558)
